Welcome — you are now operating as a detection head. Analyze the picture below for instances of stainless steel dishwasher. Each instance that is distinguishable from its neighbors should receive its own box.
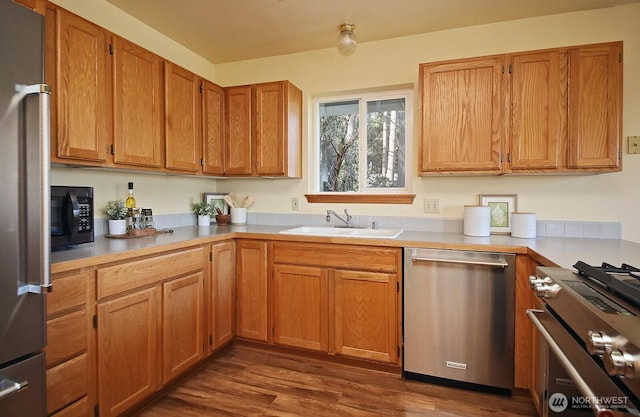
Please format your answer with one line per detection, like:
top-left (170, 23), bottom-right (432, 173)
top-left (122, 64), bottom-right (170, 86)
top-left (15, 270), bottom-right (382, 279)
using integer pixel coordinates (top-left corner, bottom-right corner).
top-left (403, 248), bottom-right (515, 393)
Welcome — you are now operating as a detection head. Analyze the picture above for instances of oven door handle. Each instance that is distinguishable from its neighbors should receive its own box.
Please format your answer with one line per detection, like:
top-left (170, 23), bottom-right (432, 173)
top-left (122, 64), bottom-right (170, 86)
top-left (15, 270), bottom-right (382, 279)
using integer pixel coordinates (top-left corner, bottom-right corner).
top-left (527, 309), bottom-right (631, 417)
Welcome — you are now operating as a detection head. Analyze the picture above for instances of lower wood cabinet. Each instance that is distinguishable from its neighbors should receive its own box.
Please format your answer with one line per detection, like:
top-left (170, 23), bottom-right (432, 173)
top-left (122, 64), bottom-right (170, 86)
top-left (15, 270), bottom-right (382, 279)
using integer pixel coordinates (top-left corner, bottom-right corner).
top-left (97, 287), bottom-right (160, 417)
top-left (271, 242), bottom-right (401, 365)
top-left (272, 264), bottom-right (329, 351)
top-left (95, 246), bottom-right (207, 417)
top-left (333, 269), bottom-right (398, 363)
top-left (235, 239), bottom-right (268, 342)
top-left (45, 269), bottom-right (95, 417)
top-left (162, 272), bottom-right (204, 383)
top-left (209, 241), bottom-right (236, 351)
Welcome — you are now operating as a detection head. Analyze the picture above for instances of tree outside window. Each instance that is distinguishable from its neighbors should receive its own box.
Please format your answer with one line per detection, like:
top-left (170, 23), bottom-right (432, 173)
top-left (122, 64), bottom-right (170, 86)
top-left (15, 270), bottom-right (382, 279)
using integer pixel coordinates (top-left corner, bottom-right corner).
top-left (317, 91), bottom-right (410, 193)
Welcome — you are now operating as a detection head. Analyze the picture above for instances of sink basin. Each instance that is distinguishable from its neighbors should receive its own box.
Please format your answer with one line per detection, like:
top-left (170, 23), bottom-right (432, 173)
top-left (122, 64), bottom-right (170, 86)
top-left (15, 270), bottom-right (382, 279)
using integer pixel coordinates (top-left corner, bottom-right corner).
top-left (279, 226), bottom-right (403, 239)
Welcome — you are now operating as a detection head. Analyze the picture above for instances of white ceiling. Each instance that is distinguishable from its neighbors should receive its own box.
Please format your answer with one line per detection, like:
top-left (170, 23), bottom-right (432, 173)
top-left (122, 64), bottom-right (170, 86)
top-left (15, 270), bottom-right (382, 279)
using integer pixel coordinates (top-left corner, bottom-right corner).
top-left (106, 0), bottom-right (640, 64)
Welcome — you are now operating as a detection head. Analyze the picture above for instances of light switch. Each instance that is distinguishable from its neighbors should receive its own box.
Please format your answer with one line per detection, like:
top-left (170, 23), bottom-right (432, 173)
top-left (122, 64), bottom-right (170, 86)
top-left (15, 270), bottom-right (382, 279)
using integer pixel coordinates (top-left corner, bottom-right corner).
top-left (629, 136), bottom-right (640, 154)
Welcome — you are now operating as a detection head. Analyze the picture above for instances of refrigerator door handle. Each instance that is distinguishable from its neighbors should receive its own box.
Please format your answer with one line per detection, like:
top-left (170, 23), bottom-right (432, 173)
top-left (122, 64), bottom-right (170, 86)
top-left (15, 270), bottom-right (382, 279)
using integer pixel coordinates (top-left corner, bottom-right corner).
top-left (0, 378), bottom-right (30, 399)
top-left (20, 83), bottom-right (52, 294)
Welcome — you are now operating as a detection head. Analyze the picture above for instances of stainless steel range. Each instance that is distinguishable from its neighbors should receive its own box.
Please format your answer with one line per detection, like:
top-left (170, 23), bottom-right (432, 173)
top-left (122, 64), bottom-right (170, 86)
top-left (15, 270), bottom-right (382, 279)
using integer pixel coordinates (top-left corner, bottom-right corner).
top-left (528, 262), bottom-right (640, 417)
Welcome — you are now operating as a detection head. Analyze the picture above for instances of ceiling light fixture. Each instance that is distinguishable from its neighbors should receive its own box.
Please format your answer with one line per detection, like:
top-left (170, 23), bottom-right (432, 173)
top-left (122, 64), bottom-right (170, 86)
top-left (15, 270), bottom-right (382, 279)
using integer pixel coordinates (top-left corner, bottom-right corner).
top-left (336, 23), bottom-right (357, 56)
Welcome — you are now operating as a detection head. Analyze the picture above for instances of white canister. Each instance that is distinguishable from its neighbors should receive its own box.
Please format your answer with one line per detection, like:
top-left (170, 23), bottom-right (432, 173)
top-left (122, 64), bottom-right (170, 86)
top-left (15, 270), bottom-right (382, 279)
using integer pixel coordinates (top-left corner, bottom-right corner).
top-left (463, 205), bottom-right (490, 237)
top-left (230, 207), bottom-right (247, 225)
top-left (511, 212), bottom-right (537, 238)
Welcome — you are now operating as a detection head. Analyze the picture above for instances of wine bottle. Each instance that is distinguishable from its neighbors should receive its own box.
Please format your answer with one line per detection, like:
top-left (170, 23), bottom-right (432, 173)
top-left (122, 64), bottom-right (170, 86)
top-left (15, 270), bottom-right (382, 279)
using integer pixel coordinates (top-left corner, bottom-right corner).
top-left (126, 182), bottom-right (136, 209)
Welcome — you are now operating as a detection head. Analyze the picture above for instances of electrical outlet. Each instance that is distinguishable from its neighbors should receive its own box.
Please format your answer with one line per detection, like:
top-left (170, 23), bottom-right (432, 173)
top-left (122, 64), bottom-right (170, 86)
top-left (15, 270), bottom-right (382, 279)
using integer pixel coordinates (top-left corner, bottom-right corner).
top-left (291, 197), bottom-right (299, 211)
top-left (629, 136), bottom-right (640, 154)
top-left (424, 198), bottom-right (440, 214)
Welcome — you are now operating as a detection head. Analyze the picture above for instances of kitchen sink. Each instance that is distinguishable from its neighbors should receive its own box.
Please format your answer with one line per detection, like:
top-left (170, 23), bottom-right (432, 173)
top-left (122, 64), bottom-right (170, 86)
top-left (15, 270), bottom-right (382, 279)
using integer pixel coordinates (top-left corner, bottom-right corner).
top-left (279, 226), bottom-right (403, 239)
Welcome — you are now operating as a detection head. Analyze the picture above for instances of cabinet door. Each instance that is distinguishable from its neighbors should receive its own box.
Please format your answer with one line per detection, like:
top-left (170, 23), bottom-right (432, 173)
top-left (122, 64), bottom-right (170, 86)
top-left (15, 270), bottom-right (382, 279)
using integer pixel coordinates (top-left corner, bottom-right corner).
top-left (273, 264), bottom-right (328, 352)
top-left (55, 9), bottom-right (108, 162)
top-left (568, 42), bottom-right (622, 170)
top-left (254, 82), bottom-right (285, 176)
top-left (97, 287), bottom-right (159, 417)
top-left (419, 56), bottom-right (504, 173)
top-left (211, 241), bottom-right (236, 350)
top-left (112, 36), bottom-right (163, 168)
top-left (202, 79), bottom-right (225, 175)
top-left (333, 270), bottom-right (398, 364)
top-left (235, 240), bottom-right (268, 341)
top-left (225, 86), bottom-right (253, 175)
top-left (509, 50), bottom-right (566, 171)
top-left (162, 272), bottom-right (204, 383)
top-left (164, 62), bottom-right (201, 172)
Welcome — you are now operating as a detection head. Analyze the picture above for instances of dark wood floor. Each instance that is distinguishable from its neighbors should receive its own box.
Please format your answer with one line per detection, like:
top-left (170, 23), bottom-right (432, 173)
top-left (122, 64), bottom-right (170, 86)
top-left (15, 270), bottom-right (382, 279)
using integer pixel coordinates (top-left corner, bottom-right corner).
top-left (136, 344), bottom-right (537, 417)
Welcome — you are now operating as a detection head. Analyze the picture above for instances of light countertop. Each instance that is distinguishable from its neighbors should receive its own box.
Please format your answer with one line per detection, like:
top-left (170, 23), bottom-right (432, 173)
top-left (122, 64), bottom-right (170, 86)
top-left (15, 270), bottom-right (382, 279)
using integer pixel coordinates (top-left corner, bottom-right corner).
top-left (50, 224), bottom-right (640, 274)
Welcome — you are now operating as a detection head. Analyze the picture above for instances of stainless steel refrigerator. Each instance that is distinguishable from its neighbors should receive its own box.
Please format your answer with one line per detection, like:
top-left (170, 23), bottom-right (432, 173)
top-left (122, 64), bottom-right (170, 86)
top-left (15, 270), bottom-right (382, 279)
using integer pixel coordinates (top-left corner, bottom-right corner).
top-left (0, 1), bottom-right (51, 416)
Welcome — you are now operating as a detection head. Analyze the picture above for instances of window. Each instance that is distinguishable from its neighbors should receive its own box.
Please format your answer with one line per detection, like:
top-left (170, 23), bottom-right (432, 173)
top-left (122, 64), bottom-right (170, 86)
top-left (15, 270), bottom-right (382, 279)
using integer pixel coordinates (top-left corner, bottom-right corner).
top-left (314, 89), bottom-right (412, 195)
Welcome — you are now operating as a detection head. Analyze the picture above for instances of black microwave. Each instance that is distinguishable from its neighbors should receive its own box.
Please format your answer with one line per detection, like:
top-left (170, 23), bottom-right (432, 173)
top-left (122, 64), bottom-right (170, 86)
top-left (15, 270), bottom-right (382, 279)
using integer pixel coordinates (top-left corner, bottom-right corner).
top-left (51, 186), bottom-right (94, 250)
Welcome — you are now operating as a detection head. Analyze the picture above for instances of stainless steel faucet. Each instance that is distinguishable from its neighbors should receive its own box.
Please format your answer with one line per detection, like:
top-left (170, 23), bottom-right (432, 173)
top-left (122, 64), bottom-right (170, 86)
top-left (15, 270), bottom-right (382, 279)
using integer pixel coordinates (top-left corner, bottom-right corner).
top-left (326, 209), bottom-right (353, 227)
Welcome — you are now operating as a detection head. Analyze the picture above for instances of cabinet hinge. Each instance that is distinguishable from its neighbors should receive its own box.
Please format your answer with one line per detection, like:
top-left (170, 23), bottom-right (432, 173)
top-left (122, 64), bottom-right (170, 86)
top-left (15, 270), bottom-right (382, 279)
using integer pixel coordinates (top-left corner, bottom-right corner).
top-left (109, 43), bottom-right (114, 55)
top-left (93, 314), bottom-right (98, 328)
top-left (396, 282), bottom-right (399, 292)
top-left (110, 144), bottom-right (115, 155)
top-left (94, 404), bottom-right (100, 417)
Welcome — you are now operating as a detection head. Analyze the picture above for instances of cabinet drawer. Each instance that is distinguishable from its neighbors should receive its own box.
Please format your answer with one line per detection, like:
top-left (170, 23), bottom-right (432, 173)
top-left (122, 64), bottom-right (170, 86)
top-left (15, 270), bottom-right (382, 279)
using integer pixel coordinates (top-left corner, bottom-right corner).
top-left (46, 353), bottom-right (89, 415)
top-left (50, 396), bottom-right (88, 417)
top-left (47, 271), bottom-right (90, 316)
top-left (97, 247), bottom-right (205, 299)
top-left (46, 309), bottom-right (87, 367)
top-left (273, 242), bottom-right (399, 273)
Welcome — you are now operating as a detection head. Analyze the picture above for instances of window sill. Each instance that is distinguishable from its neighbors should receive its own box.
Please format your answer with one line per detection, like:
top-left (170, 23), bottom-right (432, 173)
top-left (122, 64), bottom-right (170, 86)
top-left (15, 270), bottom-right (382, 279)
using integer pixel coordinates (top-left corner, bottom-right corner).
top-left (304, 194), bottom-right (415, 204)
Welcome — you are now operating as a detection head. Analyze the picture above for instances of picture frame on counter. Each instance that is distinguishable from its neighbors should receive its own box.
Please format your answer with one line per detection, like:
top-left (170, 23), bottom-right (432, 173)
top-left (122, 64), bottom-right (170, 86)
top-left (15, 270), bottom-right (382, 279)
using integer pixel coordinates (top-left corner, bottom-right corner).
top-left (203, 193), bottom-right (229, 221)
top-left (478, 194), bottom-right (518, 234)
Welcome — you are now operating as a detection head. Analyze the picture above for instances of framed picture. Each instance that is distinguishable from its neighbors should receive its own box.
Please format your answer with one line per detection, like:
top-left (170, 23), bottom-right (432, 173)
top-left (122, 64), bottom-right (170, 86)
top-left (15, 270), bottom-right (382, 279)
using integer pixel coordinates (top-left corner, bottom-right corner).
top-left (203, 193), bottom-right (229, 221)
top-left (479, 194), bottom-right (518, 234)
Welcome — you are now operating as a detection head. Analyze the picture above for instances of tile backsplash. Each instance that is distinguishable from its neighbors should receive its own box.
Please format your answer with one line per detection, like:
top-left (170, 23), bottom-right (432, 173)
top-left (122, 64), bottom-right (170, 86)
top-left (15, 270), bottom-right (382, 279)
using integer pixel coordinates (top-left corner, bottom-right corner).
top-left (95, 212), bottom-right (622, 240)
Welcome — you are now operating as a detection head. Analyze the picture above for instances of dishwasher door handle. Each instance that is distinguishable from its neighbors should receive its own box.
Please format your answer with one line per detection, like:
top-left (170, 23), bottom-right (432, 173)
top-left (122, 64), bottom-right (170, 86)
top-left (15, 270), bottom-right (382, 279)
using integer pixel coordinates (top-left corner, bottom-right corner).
top-left (411, 255), bottom-right (508, 268)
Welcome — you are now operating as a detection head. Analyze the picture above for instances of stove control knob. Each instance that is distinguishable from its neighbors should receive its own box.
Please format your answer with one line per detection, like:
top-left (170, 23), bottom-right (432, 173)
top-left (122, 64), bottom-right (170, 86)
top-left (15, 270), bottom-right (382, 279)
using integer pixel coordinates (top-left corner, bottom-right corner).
top-left (586, 331), bottom-right (628, 355)
top-left (529, 275), bottom-right (552, 289)
top-left (535, 283), bottom-right (562, 298)
top-left (603, 348), bottom-right (640, 379)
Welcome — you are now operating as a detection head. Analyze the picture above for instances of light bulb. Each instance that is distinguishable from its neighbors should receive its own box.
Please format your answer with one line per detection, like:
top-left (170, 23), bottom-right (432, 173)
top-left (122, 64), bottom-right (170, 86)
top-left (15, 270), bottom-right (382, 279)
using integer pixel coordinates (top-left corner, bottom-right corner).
top-left (337, 23), bottom-right (357, 56)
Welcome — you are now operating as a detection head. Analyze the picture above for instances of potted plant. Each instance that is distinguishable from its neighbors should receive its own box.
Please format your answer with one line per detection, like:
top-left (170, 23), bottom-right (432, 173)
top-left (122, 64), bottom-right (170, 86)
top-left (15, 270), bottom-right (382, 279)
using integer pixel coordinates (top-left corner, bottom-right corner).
top-left (192, 202), bottom-right (214, 226)
top-left (104, 199), bottom-right (128, 235)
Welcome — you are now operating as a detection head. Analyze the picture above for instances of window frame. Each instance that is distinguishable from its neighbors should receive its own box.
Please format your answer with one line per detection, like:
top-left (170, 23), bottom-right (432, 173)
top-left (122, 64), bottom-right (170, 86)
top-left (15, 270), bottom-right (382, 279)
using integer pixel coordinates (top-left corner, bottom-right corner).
top-left (309, 88), bottom-right (414, 203)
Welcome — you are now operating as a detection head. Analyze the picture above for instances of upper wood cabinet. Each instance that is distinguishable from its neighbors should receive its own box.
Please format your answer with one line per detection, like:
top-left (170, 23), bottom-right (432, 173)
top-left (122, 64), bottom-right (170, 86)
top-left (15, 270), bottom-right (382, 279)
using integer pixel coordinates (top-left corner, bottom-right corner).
top-left (47, 6), bottom-right (165, 170)
top-left (112, 36), bottom-right (163, 168)
top-left (202, 80), bottom-right (226, 175)
top-left (568, 42), bottom-right (622, 170)
top-left (49, 7), bottom-right (109, 164)
top-left (225, 81), bottom-right (302, 177)
top-left (419, 41), bottom-right (622, 175)
top-left (419, 56), bottom-right (504, 174)
top-left (164, 62), bottom-right (202, 173)
top-left (508, 50), bottom-right (566, 171)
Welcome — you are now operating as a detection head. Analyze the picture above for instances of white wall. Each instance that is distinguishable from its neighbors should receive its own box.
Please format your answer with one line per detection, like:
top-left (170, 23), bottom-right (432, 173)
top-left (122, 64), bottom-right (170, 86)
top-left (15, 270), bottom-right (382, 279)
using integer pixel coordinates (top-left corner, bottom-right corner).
top-left (49, 1), bottom-right (640, 243)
